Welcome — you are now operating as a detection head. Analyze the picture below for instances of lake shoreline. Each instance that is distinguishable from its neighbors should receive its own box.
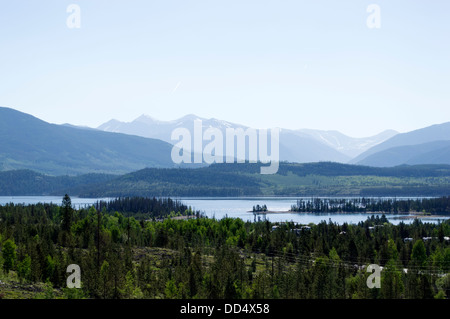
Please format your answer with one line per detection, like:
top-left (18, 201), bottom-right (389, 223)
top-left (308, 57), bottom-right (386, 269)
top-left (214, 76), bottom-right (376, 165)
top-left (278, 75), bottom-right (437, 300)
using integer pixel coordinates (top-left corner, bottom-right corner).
top-left (2, 196), bottom-right (448, 225)
top-left (248, 210), bottom-right (449, 219)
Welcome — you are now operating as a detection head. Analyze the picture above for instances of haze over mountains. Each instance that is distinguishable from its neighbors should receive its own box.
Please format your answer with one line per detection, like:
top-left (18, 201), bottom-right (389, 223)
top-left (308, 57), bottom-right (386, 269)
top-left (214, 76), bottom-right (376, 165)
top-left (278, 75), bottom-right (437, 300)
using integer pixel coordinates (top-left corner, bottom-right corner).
top-left (98, 114), bottom-right (398, 163)
top-left (351, 122), bottom-right (450, 166)
top-left (298, 129), bottom-right (399, 158)
top-left (1, 106), bottom-right (450, 177)
top-left (354, 140), bottom-right (450, 167)
top-left (98, 114), bottom-right (450, 167)
top-left (0, 107), bottom-right (178, 175)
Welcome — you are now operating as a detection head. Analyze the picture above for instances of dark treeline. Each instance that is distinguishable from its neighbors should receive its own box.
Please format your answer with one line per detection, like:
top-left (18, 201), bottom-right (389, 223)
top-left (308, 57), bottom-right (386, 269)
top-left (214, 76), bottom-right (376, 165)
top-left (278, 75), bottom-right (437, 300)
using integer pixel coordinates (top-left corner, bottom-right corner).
top-left (0, 195), bottom-right (449, 299)
top-left (2, 163), bottom-right (450, 198)
top-left (0, 169), bottom-right (117, 196)
top-left (207, 162), bottom-right (450, 178)
top-left (79, 163), bottom-right (450, 198)
top-left (291, 196), bottom-right (450, 214)
top-left (94, 197), bottom-right (197, 220)
top-left (80, 167), bottom-right (262, 198)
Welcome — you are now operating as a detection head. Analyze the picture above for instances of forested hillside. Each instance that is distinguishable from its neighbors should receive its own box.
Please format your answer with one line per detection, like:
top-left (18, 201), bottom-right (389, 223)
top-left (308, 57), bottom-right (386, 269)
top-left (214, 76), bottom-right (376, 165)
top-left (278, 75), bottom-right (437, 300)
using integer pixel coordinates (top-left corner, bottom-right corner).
top-left (0, 196), bottom-right (449, 299)
top-left (0, 170), bottom-right (117, 195)
top-left (77, 162), bottom-right (450, 197)
top-left (2, 162), bottom-right (450, 197)
top-left (0, 107), bottom-right (178, 175)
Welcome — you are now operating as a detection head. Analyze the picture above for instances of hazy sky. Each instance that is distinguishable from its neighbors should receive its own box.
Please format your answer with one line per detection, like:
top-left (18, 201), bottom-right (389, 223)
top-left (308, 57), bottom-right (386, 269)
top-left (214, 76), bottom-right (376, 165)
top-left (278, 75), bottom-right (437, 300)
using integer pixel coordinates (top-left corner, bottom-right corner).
top-left (1, 1), bottom-right (450, 137)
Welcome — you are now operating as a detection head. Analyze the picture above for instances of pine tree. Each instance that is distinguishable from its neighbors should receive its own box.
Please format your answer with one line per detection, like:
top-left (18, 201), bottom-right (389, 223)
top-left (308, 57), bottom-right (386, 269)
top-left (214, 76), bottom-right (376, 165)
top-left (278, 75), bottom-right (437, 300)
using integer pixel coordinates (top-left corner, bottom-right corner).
top-left (61, 194), bottom-right (73, 232)
top-left (2, 239), bottom-right (16, 273)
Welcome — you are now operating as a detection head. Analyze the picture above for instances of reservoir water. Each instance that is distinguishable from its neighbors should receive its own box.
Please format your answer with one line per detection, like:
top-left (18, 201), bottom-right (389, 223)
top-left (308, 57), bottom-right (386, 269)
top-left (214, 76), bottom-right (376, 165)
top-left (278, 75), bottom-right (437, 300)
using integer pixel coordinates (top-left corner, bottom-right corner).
top-left (0, 196), bottom-right (448, 225)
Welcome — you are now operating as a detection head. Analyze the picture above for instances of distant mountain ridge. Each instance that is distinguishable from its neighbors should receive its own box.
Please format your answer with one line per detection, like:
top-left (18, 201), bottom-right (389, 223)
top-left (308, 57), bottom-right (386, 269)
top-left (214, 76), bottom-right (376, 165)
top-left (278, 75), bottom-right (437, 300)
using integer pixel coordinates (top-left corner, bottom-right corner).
top-left (356, 140), bottom-right (450, 167)
top-left (0, 107), bottom-right (179, 175)
top-left (98, 114), bottom-right (397, 163)
top-left (98, 114), bottom-right (450, 167)
top-left (352, 122), bottom-right (450, 167)
top-left (298, 129), bottom-right (398, 158)
top-left (3, 106), bottom-right (450, 173)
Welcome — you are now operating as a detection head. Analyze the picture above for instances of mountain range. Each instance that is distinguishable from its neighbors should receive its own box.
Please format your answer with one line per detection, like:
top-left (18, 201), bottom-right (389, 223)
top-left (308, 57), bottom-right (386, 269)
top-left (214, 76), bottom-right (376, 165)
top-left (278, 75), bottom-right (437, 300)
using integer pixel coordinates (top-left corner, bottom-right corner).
top-left (98, 114), bottom-right (398, 164)
top-left (0, 107), bottom-right (179, 175)
top-left (1, 106), bottom-right (450, 176)
top-left (351, 122), bottom-right (450, 166)
top-left (98, 114), bottom-right (450, 168)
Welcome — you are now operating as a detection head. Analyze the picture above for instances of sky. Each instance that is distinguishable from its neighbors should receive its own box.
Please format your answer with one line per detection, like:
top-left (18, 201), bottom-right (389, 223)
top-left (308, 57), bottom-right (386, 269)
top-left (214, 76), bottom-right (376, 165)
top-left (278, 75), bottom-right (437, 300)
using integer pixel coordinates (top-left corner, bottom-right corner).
top-left (1, 0), bottom-right (450, 137)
